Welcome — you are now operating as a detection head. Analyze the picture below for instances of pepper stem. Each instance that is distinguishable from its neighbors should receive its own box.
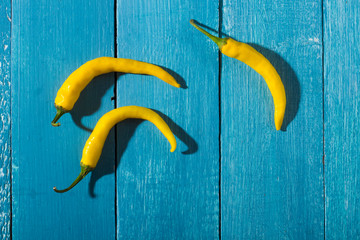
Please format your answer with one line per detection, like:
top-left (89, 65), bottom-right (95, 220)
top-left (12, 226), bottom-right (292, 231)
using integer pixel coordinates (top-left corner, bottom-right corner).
top-left (190, 19), bottom-right (227, 49)
top-left (53, 164), bottom-right (94, 193)
top-left (51, 107), bottom-right (66, 127)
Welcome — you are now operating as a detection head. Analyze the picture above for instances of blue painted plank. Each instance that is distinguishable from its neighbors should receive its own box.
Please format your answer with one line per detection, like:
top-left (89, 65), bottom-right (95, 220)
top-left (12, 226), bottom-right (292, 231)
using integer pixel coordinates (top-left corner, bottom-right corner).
top-left (115, 0), bottom-right (220, 238)
top-left (220, 1), bottom-right (324, 239)
top-left (324, 1), bottom-right (360, 239)
top-left (11, 1), bottom-right (115, 239)
top-left (0, 0), bottom-right (11, 239)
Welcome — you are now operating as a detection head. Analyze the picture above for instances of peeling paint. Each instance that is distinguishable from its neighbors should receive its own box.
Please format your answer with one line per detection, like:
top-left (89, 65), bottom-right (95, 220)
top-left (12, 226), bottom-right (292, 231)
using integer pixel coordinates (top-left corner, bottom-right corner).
top-left (309, 37), bottom-right (320, 43)
top-left (0, 2), bottom-right (11, 238)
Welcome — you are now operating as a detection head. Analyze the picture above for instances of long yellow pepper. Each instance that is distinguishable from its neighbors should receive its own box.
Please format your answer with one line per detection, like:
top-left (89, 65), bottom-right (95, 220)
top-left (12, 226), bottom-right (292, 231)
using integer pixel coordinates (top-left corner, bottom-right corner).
top-left (52, 57), bottom-right (180, 126)
top-left (53, 106), bottom-right (177, 193)
top-left (190, 20), bottom-right (286, 130)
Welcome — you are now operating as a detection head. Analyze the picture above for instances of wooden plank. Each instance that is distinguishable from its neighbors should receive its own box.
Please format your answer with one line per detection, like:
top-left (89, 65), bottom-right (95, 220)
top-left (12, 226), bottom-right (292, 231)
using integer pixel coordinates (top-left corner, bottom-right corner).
top-left (220, 1), bottom-right (324, 238)
top-left (115, 0), bottom-right (220, 238)
top-left (11, 1), bottom-right (115, 239)
top-left (0, 0), bottom-right (11, 239)
top-left (324, 1), bottom-right (360, 239)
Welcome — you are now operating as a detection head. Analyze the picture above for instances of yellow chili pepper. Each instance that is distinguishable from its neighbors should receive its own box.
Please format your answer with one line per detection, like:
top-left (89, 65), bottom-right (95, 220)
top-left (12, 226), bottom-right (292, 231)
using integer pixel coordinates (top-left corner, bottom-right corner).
top-left (52, 57), bottom-right (180, 127)
top-left (53, 105), bottom-right (177, 193)
top-left (190, 20), bottom-right (286, 130)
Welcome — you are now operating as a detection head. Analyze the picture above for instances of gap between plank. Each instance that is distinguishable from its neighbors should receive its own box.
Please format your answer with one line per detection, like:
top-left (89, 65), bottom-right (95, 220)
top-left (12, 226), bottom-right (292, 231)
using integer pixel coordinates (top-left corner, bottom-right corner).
top-left (321, 0), bottom-right (326, 239)
top-left (10, 0), bottom-right (13, 239)
top-left (218, 0), bottom-right (223, 238)
top-left (114, 0), bottom-right (118, 239)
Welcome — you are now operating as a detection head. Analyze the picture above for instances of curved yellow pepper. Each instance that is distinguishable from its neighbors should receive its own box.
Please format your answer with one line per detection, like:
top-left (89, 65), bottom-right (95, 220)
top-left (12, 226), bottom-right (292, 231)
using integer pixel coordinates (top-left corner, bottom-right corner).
top-left (190, 20), bottom-right (286, 130)
top-left (52, 57), bottom-right (180, 126)
top-left (53, 105), bottom-right (177, 193)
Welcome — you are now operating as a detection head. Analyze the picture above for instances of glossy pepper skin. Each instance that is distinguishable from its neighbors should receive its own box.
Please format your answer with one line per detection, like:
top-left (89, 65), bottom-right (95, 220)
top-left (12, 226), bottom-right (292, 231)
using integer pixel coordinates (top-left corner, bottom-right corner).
top-left (190, 20), bottom-right (286, 130)
top-left (52, 57), bottom-right (180, 126)
top-left (53, 106), bottom-right (177, 193)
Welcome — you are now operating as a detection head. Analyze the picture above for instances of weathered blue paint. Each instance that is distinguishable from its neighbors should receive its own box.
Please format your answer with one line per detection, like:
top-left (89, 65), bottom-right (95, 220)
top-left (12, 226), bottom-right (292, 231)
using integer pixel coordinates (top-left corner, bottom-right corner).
top-left (5, 0), bottom-right (360, 239)
top-left (220, 0), bottom-right (324, 239)
top-left (11, 0), bottom-right (116, 239)
top-left (115, 0), bottom-right (220, 238)
top-left (0, 0), bottom-right (11, 239)
top-left (324, 0), bottom-right (360, 239)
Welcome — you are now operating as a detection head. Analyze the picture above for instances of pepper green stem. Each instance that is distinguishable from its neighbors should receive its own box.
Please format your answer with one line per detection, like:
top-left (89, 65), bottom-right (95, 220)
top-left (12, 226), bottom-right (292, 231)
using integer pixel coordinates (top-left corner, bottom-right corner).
top-left (51, 107), bottom-right (66, 127)
top-left (53, 163), bottom-right (94, 193)
top-left (190, 19), bottom-right (227, 49)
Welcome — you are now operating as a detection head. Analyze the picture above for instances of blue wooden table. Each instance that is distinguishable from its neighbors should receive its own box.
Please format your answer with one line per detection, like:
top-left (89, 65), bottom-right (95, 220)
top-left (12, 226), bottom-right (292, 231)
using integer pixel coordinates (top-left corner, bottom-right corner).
top-left (1, 0), bottom-right (359, 239)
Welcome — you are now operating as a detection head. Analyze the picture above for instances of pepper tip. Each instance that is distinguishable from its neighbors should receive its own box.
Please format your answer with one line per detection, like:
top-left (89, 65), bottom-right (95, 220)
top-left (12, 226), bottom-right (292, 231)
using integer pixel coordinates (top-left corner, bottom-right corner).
top-left (51, 107), bottom-right (66, 127)
top-left (170, 144), bottom-right (176, 153)
top-left (53, 164), bottom-right (93, 193)
top-left (188, 19), bottom-right (227, 49)
top-left (51, 122), bottom-right (61, 127)
top-left (53, 186), bottom-right (63, 193)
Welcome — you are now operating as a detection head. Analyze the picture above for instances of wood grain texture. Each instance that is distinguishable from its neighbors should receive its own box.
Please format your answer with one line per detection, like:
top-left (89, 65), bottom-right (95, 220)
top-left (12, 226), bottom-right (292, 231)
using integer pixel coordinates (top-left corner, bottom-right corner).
top-left (11, 1), bottom-right (116, 239)
top-left (7, 1), bottom-right (360, 239)
top-left (0, 0), bottom-right (11, 239)
top-left (220, 1), bottom-right (324, 238)
top-left (115, 0), bottom-right (220, 238)
top-left (324, 1), bottom-right (360, 239)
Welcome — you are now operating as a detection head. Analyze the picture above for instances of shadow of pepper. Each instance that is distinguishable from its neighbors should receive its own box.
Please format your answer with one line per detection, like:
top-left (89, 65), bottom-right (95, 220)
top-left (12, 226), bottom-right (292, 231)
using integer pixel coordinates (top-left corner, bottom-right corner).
top-left (87, 112), bottom-right (198, 197)
top-left (246, 44), bottom-right (300, 131)
top-left (70, 73), bottom-right (115, 132)
top-left (70, 68), bottom-right (187, 131)
top-left (152, 110), bottom-right (198, 154)
top-left (160, 66), bottom-right (188, 89)
top-left (62, 61), bottom-right (191, 196)
top-left (88, 119), bottom-right (141, 198)
top-left (191, 21), bottom-right (300, 130)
